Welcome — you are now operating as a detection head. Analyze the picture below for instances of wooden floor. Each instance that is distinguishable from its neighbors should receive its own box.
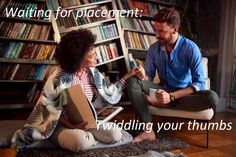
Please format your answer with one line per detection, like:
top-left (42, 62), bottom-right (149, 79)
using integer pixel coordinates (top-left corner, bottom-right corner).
top-left (167, 112), bottom-right (236, 157)
top-left (0, 105), bottom-right (236, 157)
top-left (115, 105), bottom-right (236, 157)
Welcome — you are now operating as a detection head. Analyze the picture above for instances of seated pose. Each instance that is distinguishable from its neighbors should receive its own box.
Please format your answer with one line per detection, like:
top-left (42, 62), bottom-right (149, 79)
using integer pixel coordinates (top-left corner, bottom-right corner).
top-left (127, 8), bottom-right (219, 143)
top-left (12, 29), bottom-right (136, 152)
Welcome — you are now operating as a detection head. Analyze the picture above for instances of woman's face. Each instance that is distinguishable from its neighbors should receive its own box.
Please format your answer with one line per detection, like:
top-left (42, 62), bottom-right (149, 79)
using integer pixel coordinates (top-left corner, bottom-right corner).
top-left (81, 46), bottom-right (97, 68)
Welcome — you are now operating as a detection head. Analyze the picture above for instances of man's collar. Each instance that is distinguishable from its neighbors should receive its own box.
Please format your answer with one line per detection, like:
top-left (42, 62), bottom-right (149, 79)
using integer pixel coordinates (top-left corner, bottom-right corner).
top-left (160, 34), bottom-right (182, 52)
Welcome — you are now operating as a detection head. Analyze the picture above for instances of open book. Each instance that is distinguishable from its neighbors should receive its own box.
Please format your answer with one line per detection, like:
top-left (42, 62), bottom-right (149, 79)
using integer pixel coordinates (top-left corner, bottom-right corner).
top-left (63, 85), bottom-right (123, 129)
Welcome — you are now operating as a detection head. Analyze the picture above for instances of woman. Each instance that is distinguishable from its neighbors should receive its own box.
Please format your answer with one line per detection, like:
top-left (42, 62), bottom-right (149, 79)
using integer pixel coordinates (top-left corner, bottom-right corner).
top-left (12, 29), bottom-right (135, 152)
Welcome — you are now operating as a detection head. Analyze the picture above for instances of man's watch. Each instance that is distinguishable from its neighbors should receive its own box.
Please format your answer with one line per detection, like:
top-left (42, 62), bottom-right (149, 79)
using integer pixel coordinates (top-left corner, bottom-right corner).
top-left (169, 93), bottom-right (175, 102)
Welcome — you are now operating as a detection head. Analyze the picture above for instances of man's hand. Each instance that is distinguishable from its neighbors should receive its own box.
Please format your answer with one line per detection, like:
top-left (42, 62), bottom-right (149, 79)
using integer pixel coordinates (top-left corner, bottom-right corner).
top-left (143, 89), bottom-right (171, 107)
top-left (156, 89), bottom-right (171, 104)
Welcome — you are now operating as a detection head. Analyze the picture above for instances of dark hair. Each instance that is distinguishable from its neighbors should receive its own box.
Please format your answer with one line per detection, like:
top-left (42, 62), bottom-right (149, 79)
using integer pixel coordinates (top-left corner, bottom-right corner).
top-left (154, 8), bottom-right (180, 27)
top-left (55, 29), bottom-right (96, 73)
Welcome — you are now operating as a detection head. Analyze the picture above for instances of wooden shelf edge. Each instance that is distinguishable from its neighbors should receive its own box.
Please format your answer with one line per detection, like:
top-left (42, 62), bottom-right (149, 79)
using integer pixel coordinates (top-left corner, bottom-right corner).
top-left (0, 37), bottom-right (58, 44)
top-left (95, 36), bottom-right (120, 44)
top-left (56, 0), bottom-right (112, 10)
top-left (59, 18), bottom-right (116, 33)
top-left (128, 48), bottom-right (148, 52)
top-left (0, 58), bottom-right (58, 64)
top-left (123, 28), bottom-right (156, 35)
top-left (96, 55), bottom-right (125, 66)
top-left (0, 16), bottom-right (51, 24)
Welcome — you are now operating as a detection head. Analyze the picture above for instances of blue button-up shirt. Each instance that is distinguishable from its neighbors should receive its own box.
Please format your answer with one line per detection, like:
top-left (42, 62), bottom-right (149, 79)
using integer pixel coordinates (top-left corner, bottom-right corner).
top-left (145, 35), bottom-right (205, 91)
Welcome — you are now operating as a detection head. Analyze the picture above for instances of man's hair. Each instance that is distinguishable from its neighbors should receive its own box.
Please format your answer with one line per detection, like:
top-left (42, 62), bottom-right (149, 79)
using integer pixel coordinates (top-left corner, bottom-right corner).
top-left (55, 29), bottom-right (96, 73)
top-left (154, 8), bottom-right (180, 27)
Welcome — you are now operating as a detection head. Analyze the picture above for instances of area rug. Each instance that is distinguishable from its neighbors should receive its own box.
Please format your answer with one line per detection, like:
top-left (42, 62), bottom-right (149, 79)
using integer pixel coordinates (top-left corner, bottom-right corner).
top-left (17, 134), bottom-right (188, 157)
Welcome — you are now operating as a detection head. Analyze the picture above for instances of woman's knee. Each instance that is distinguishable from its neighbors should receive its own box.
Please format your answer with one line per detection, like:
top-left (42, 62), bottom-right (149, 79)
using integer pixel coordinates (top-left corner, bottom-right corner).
top-left (57, 129), bottom-right (96, 152)
top-left (92, 123), bottom-right (122, 144)
top-left (109, 130), bottom-right (122, 143)
top-left (102, 129), bottom-right (122, 143)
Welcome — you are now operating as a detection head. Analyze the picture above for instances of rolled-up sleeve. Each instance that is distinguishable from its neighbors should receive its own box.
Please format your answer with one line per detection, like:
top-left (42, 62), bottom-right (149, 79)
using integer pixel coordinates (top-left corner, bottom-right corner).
top-left (188, 45), bottom-right (205, 91)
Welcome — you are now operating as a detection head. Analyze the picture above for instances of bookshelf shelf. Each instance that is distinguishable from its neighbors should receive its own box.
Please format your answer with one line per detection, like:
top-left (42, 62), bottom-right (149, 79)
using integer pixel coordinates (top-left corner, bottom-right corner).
top-left (0, 37), bottom-right (58, 44)
top-left (96, 55), bottom-right (124, 66)
top-left (123, 28), bottom-right (155, 35)
top-left (56, 0), bottom-right (113, 10)
top-left (0, 16), bottom-right (51, 24)
top-left (59, 18), bottom-right (116, 33)
top-left (95, 36), bottom-right (120, 44)
top-left (0, 58), bottom-right (57, 64)
top-left (127, 48), bottom-right (148, 52)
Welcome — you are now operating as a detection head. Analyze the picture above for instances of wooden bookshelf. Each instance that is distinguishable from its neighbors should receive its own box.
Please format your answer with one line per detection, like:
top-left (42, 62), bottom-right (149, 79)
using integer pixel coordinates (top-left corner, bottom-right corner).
top-left (47, 0), bottom-right (129, 82)
top-left (0, 0), bottom-right (59, 108)
top-left (96, 55), bottom-right (124, 66)
top-left (0, 37), bottom-right (57, 44)
top-left (123, 28), bottom-right (156, 35)
top-left (52, 0), bottom-right (113, 10)
top-left (59, 18), bottom-right (116, 33)
top-left (0, 16), bottom-right (51, 24)
top-left (0, 58), bottom-right (57, 64)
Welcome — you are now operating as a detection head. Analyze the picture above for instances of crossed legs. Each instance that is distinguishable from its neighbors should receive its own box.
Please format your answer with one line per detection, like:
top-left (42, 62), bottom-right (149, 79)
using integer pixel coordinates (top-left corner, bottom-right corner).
top-left (126, 76), bottom-right (218, 142)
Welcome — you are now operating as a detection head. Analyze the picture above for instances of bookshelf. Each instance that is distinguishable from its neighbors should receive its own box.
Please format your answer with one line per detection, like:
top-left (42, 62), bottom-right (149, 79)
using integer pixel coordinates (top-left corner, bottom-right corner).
top-left (0, 0), bottom-right (60, 109)
top-left (47, 0), bottom-right (129, 82)
top-left (116, 0), bottom-right (177, 63)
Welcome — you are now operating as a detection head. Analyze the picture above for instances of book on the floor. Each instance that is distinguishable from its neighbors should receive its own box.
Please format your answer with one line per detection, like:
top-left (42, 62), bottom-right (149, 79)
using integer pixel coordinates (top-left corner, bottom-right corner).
top-left (63, 85), bottom-right (123, 129)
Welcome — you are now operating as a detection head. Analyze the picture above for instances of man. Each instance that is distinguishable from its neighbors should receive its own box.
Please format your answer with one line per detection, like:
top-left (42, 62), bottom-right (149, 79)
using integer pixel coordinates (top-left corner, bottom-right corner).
top-left (127, 8), bottom-right (218, 142)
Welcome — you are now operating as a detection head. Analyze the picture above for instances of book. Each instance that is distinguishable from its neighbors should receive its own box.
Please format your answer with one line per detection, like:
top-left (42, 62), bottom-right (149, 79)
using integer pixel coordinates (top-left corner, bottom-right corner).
top-left (96, 106), bottom-right (123, 126)
top-left (63, 85), bottom-right (123, 129)
top-left (128, 53), bottom-right (137, 69)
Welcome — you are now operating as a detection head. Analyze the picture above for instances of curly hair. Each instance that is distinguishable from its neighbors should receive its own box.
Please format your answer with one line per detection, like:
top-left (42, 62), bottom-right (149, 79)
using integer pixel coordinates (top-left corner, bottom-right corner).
top-left (154, 8), bottom-right (180, 27)
top-left (55, 29), bottom-right (96, 73)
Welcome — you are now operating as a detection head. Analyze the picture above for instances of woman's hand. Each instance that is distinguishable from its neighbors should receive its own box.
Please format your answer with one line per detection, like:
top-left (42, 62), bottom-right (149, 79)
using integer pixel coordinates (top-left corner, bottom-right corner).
top-left (133, 60), bottom-right (148, 80)
top-left (134, 65), bottom-right (146, 80)
top-left (122, 69), bottom-right (137, 80)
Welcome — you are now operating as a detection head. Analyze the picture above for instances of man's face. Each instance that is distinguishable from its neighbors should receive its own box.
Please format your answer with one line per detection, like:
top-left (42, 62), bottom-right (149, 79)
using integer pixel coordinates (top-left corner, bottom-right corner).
top-left (153, 22), bottom-right (176, 45)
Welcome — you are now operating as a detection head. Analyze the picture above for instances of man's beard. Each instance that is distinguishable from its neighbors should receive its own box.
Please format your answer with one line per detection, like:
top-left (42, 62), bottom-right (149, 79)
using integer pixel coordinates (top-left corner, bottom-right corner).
top-left (157, 36), bottom-right (172, 46)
